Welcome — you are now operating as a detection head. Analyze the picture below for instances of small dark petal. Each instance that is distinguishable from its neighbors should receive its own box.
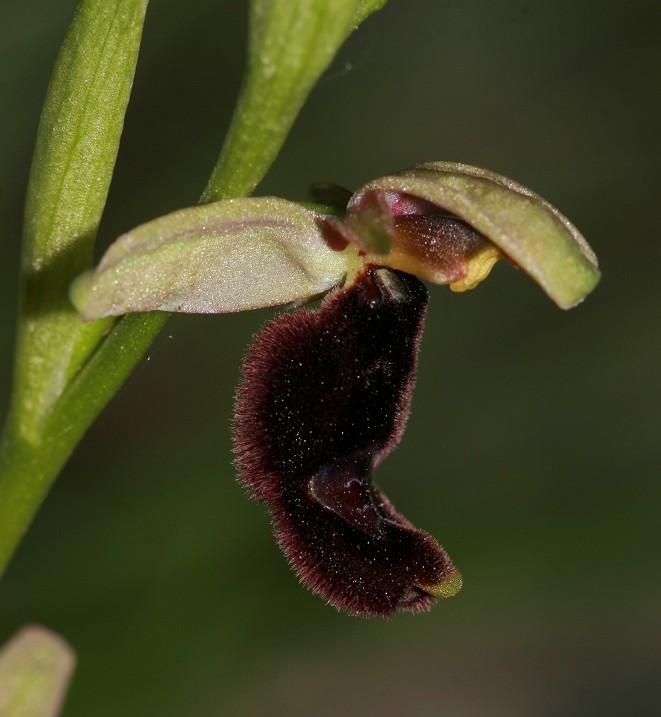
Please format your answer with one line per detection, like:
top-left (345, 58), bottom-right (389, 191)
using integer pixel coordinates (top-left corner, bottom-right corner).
top-left (234, 268), bottom-right (459, 617)
top-left (318, 215), bottom-right (352, 253)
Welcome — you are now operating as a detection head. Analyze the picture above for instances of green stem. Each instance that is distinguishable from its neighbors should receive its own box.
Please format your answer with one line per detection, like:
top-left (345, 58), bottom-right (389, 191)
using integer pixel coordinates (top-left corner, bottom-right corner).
top-left (14, 0), bottom-right (150, 441)
top-left (0, 433), bottom-right (49, 572)
top-left (201, 0), bottom-right (362, 201)
top-left (0, 313), bottom-right (168, 576)
top-left (0, 0), bottom-right (388, 579)
top-left (0, 0), bottom-right (151, 576)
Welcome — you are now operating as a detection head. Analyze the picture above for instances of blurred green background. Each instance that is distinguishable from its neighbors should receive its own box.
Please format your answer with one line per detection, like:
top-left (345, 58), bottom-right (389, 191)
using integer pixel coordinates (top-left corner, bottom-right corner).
top-left (1, 1), bottom-right (660, 715)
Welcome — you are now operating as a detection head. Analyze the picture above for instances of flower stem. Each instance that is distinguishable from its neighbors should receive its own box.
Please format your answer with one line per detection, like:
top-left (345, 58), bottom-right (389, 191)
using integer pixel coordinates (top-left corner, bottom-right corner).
top-left (0, 0), bottom-right (388, 580)
top-left (0, 0), bottom-right (152, 577)
top-left (0, 311), bottom-right (169, 576)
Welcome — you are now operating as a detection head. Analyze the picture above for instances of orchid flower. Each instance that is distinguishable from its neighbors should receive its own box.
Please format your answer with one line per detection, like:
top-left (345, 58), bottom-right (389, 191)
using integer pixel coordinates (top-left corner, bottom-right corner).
top-left (71, 162), bottom-right (600, 617)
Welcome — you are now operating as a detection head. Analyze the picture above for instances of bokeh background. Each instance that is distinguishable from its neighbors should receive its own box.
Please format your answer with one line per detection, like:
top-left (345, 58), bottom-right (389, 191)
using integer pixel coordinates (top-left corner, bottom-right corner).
top-left (1, 1), bottom-right (660, 715)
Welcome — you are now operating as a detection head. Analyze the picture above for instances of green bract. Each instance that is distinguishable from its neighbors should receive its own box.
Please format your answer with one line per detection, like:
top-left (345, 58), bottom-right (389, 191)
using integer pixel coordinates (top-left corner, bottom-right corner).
top-left (72, 163), bottom-right (600, 320)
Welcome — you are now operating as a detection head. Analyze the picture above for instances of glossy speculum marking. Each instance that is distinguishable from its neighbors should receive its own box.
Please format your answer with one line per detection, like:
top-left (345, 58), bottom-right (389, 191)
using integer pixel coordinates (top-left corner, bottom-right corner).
top-left (234, 267), bottom-right (460, 617)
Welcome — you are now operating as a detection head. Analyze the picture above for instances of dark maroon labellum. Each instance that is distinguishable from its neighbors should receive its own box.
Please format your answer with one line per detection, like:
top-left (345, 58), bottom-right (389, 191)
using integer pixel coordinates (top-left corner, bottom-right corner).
top-left (234, 268), bottom-right (458, 617)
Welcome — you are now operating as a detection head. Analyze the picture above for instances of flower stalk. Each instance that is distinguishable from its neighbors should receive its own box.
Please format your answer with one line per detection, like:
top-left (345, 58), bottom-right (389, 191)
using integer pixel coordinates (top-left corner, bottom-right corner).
top-left (0, 0), bottom-right (385, 579)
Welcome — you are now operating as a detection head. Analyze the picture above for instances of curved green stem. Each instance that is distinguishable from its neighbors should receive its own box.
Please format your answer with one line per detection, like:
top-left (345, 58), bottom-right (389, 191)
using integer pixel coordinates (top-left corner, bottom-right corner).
top-left (202, 0), bottom-right (363, 202)
top-left (0, 0), bottom-right (151, 576)
top-left (0, 313), bottom-right (167, 575)
top-left (0, 0), bottom-right (388, 579)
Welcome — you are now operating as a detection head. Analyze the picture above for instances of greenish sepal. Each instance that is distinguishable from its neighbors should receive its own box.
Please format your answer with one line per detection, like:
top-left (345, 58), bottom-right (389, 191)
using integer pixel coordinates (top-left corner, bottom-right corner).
top-left (72, 198), bottom-right (352, 320)
top-left (348, 161), bottom-right (601, 309)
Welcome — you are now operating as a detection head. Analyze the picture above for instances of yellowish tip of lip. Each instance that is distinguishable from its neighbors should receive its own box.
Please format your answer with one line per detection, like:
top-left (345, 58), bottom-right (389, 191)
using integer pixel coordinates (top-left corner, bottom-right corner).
top-left (418, 569), bottom-right (463, 599)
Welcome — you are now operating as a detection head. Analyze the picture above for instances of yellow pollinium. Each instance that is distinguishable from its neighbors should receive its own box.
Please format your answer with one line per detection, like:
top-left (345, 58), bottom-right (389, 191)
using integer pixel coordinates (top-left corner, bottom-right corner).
top-left (450, 244), bottom-right (502, 293)
top-left (418, 568), bottom-right (463, 599)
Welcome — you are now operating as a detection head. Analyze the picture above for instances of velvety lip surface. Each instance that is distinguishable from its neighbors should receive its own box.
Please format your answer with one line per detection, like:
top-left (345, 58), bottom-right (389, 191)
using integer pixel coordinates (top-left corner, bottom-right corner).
top-left (234, 268), bottom-right (459, 617)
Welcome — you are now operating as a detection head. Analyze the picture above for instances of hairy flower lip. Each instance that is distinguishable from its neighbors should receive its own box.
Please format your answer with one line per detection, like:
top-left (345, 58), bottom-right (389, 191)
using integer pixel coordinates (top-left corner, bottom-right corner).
top-left (234, 267), bottom-right (459, 617)
top-left (67, 161), bottom-right (600, 616)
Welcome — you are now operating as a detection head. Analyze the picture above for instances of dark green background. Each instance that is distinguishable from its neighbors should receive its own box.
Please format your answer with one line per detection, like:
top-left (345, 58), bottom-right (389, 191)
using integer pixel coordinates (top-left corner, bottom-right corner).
top-left (1, 1), bottom-right (659, 715)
